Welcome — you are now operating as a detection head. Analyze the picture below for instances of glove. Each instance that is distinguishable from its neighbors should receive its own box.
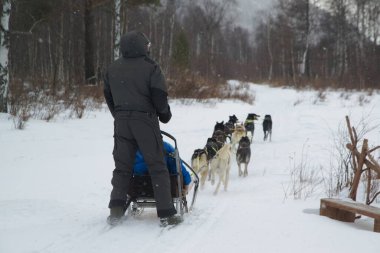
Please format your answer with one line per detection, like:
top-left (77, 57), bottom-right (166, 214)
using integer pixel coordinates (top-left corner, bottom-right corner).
top-left (158, 105), bottom-right (172, 123)
top-left (182, 185), bottom-right (189, 195)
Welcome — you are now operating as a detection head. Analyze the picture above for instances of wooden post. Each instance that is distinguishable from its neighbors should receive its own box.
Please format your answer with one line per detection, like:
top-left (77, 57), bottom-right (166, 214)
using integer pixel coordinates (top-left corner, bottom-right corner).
top-left (345, 116), bottom-right (356, 145)
top-left (345, 116), bottom-right (358, 179)
top-left (366, 169), bottom-right (371, 205)
top-left (345, 116), bottom-right (380, 201)
top-left (367, 152), bottom-right (380, 178)
top-left (349, 139), bottom-right (368, 200)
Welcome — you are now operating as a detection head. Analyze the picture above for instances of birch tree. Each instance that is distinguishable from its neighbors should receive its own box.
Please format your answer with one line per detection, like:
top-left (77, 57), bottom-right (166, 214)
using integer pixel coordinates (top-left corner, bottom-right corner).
top-left (0, 0), bottom-right (11, 113)
top-left (114, 0), bottom-right (121, 59)
top-left (300, 0), bottom-right (310, 78)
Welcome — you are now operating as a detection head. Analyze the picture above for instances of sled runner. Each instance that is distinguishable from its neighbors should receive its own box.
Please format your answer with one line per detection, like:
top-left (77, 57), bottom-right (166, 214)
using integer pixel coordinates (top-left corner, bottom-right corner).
top-left (126, 131), bottom-right (199, 219)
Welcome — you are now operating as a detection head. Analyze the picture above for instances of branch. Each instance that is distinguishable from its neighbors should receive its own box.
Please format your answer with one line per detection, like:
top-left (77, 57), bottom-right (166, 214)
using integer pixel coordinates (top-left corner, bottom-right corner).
top-left (10, 19), bottom-right (46, 35)
top-left (345, 116), bottom-right (356, 145)
top-left (363, 161), bottom-right (380, 179)
top-left (353, 127), bottom-right (358, 143)
top-left (368, 146), bottom-right (380, 154)
top-left (348, 139), bottom-right (369, 200)
top-left (367, 153), bottom-right (380, 174)
top-left (357, 139), bottom-right (368, 172)
top-left (368, 191), bottom-right (380, 205)
top-left (88, 0), bottom-right (111, 10)
top-left (28, 18), bottom-right (45, 33)
top-left (366, 168), bottom-right (372, 205)
top-left (346, 143), bottom-right (354, 151)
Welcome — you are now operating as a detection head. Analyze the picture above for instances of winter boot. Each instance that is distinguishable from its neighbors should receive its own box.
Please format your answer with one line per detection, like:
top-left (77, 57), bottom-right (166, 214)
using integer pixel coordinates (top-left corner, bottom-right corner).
top-left (107, 206), bottom-right (125, 226)
top-left (159, 215), bottom-right (183, 227)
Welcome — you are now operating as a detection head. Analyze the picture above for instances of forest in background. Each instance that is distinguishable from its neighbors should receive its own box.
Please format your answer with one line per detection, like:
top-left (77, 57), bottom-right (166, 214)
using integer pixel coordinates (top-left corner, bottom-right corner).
top-left (0, 0), bottom-right (379, 123)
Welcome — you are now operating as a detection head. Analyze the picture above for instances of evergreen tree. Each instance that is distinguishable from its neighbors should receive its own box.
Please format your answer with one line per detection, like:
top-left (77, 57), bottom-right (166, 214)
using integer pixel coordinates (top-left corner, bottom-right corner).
top-left (172, 30), bottom-right (190, 70)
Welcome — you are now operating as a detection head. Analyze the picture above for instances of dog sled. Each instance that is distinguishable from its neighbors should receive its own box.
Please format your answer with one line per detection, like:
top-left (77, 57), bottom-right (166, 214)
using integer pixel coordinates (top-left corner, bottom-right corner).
top-left (125, 131), bottom-right (199, 220)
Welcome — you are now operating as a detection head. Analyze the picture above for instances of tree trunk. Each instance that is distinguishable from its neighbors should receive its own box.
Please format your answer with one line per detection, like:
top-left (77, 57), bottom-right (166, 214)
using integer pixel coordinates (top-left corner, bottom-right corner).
top-left (159, 18), bottom-right (165, 64)
top-left (114, 0), bottom-right (121, 59)
top-left (167, 0), bottom-right (176, 76)
top-left (267, 20), bottom-right (273, 81)
top-left (301, 0), bottom-right (310, 78)
top-left (0, 0), bottom-right (11, 113)
top-left (85, 0), bottom-right (95, 84)
top-left (301, 42), bottom-right (309, 77)
top-left (290, 39), bottom-right (297, 86)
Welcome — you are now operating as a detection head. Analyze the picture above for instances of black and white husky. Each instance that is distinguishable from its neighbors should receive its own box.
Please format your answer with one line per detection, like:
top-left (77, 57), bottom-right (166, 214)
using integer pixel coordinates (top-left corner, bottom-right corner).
top-left (244, 113), bottom-right (260, 142)
top-left (191, 137), bottom-right (220, 189)
top-left (236, 136), bottom-right (251, 177)
top-left (262, 115), bottom-right (272, 141)
top-left (213, 121), bottom-right (227, 148)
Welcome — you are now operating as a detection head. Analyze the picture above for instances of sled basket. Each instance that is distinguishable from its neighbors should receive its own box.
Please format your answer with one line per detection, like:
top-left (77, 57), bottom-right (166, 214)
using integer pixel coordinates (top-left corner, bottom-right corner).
top-left (126, 131), bottom-right (199, 217)
top-left (128, 174), bottom-right (180, 199)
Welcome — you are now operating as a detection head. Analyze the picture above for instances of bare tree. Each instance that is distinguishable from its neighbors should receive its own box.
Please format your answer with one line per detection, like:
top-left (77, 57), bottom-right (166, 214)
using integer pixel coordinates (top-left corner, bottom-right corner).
top-left (188, 0), bottom-right (236, 79)
top-left (0, 0), bottom-right (11, 113)
top-left (84, 0), bottom-right (96, 84)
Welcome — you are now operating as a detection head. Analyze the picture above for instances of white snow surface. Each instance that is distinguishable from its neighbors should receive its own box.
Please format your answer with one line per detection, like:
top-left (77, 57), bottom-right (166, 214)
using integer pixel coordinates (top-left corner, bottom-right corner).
top-left (1, 82), bottom-right (380, 253)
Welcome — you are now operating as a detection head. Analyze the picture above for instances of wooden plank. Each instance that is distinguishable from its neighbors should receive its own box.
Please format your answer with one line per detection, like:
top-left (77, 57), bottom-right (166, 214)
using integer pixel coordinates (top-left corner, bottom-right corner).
top-left (320, 201), bottom-right (355, 222)
top-left (321, 198), bottom-right (380, 219)
top-left (375, 219), bottom-right (380, 233)
top-left (321, 198), bottom-right (380, 233)
top-left (336, 208), bottom-right (356, 222)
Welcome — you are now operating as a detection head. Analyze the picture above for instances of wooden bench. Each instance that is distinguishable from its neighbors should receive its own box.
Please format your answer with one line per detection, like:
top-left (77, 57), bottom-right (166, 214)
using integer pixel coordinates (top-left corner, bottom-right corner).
top-left (320, 198), bottom-right (380, 232)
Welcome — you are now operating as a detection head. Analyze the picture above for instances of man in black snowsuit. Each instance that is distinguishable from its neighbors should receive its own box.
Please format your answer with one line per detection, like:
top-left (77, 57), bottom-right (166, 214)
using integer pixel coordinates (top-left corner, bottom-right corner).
top-left (104, 31), bottom-right (179, 226)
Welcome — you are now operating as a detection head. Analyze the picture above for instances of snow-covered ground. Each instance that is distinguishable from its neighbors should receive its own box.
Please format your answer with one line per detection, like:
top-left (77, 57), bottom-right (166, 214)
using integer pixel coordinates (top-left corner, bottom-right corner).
top-left (1, 83), bottom-right (380, 253)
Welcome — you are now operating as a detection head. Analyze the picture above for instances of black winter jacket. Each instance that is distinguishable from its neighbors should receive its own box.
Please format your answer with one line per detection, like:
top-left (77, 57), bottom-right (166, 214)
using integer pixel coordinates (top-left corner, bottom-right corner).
top-left (104, 31), bottom-right (171, 123)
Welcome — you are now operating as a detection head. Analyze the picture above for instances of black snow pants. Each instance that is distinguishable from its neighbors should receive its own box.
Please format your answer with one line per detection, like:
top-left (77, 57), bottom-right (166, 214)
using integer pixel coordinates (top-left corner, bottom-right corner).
top-left (109, 110), bottom-right (176, 218)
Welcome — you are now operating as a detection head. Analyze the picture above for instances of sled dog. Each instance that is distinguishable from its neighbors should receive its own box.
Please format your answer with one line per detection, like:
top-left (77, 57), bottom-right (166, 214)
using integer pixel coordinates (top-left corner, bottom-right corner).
top-left (213, 121), bottom-right (227, 148)
top-left (209, 143), bottom-right (232, 195)
top-left (231, 123), bottom-right (246, 152)
top-left (229, 115), bottom-right (238, 124)
top-left (263, 115), bottom-right (272, 141)
top-left (244, 113), bottom-right (259, 142)
top-left (236, 136), bottom-right (251, 177)
top-left (191, 149), bottom-right (209, 189)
